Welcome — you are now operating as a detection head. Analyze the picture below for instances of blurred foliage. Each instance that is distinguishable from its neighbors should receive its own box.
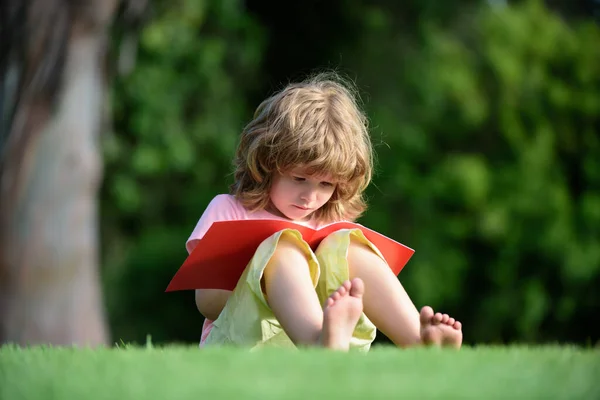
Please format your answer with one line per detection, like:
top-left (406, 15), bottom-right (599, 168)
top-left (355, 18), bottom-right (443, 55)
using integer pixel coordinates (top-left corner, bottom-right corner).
top-left (101, 0), bottom-right (266, 343)
top-left (343, 0), bottom-right (600, 344)
top-left (101, 0), bottom-right (599, 346)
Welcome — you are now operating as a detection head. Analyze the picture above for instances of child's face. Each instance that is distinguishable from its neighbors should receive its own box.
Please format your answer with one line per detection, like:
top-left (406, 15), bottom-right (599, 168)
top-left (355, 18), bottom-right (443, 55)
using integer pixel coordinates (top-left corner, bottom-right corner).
top-left (268, 168), bottom-right (337, 221)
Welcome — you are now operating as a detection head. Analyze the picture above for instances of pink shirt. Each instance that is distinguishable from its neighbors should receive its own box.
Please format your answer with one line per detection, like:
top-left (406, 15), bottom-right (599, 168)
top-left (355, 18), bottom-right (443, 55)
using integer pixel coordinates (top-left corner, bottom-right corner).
top-left (187, 194), bottom-right (327, 345)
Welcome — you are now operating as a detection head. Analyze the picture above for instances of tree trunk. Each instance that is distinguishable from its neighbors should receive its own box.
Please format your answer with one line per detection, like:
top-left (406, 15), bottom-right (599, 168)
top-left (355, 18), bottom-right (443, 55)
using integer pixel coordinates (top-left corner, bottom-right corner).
top-left (0, 0), bottom-right (118, 346)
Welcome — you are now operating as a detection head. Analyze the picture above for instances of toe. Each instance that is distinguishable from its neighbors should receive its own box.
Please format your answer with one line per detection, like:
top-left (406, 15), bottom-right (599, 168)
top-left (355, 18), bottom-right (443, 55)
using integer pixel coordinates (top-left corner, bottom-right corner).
top-left (419, 306), bottom-right (434, 325)
top-left (433, 312), bottom-right (443, 324)
top-left (454, 321), bottom-right (462, 330)
top-left (447, 317), bottom-right (455, 326)
top-left (441, 314), bottom-right (450, 324)
top-left (349, 278), bottom-right (365, 298)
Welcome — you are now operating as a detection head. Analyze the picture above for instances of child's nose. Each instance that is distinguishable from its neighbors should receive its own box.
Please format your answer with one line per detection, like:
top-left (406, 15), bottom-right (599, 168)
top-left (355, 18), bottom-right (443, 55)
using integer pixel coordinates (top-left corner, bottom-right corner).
top-left (300, 189), bottom-right (317, 203)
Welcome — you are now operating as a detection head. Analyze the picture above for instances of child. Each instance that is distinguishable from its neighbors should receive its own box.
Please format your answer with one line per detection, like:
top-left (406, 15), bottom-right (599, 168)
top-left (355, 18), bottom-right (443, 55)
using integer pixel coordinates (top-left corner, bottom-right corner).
top-left (186, 72), bottom-right (463, 351)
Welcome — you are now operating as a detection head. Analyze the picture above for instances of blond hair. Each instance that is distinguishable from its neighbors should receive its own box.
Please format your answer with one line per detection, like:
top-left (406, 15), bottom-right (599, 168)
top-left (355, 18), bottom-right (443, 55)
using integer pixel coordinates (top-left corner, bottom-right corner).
top-left (230, 72), bottom-right (374, 222)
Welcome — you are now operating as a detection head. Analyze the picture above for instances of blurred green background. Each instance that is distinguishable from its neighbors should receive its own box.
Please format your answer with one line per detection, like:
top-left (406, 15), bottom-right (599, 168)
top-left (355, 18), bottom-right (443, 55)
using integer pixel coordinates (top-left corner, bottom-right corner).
top-left (100, 0), bottom-right (600, 347)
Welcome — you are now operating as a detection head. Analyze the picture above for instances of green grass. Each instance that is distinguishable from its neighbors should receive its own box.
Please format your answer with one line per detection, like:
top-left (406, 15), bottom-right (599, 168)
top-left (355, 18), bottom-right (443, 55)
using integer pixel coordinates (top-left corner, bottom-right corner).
top-left (1, 344), bottom-right (599, 399)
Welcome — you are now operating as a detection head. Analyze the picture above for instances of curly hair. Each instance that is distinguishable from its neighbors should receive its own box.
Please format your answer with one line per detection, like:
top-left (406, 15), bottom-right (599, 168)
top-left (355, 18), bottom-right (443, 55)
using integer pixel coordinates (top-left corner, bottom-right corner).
top-left (230, 72), bottom-right (374, 223)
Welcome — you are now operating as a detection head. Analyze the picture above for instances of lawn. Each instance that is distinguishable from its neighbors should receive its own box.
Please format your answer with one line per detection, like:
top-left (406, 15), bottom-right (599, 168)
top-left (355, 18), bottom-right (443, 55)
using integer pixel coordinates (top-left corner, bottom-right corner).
top-left (1, 344), bottom-right (598, 399)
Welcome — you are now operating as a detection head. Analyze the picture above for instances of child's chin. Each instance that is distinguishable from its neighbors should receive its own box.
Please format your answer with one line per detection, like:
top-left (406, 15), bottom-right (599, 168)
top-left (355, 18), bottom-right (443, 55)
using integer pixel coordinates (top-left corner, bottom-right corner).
top-left (288, 212), bottom-right (312, 221)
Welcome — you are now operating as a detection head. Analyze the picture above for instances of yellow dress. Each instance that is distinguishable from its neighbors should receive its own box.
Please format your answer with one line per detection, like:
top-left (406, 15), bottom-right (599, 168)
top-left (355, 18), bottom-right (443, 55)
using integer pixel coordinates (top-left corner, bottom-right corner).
top-left (202, 228), bottom-right (387, 352)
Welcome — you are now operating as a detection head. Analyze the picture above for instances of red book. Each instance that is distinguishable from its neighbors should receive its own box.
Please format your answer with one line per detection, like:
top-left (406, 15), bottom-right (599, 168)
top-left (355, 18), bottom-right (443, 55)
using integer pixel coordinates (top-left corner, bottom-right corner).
top-left (165, 219), bottom-right (415, 292)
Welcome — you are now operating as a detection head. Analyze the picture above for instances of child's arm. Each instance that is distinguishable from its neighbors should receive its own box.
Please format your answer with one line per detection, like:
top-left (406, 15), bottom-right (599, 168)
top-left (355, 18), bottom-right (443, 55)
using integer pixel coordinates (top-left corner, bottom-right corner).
top-left (195, 288), bottom-right (232, 320)
top-left (188, 195), bottom-right (243, 320)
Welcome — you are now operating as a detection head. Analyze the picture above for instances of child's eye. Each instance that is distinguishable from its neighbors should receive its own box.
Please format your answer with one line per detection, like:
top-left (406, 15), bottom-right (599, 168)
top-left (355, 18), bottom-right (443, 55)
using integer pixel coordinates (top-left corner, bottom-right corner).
top-left (320, 182), bottom-right (334, 187)
top-left (292, 176), bottom-right (305, 182)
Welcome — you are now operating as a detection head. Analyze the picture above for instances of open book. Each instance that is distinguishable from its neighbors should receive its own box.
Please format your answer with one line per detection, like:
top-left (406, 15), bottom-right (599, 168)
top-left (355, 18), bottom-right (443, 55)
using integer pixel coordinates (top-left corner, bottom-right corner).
top-left (165, 219), bottom-right (415, 292)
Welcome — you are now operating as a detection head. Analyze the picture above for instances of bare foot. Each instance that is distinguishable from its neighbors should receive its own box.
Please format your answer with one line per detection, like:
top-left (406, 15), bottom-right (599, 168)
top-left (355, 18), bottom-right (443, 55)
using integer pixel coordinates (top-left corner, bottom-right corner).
top-left (320, 278), bottom-right (365, 351)
top-left (419, 306), bottom-right (463, 349)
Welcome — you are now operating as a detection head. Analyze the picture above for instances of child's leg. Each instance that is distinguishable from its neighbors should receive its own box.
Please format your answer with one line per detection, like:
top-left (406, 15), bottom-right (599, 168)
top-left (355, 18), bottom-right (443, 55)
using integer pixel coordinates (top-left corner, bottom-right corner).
top-left (262, 236), bottom-right (323, 345)
top-left (202, 228), bottom-right (363, 350)
top-left (346, 234), bottom-right (462, 348)
top-left (263, 233), bottom-right (364, 350)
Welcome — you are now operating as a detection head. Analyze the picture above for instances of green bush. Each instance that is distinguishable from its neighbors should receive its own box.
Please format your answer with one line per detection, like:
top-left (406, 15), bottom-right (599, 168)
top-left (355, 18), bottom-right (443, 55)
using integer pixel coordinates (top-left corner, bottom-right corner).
top-left (350, 0), bottom-right (600, 344)
top-left (102, 0), bottom-right (599, 346)
top-left (101, 0), bottom-right (265, 345)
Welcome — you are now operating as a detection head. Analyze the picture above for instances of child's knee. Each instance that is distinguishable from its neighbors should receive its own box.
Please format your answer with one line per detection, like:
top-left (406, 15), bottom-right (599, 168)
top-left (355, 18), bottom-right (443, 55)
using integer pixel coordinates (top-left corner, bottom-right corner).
top-left (262, 230), bottom-right (314, 291)
top-left (347, 236), bottom-right (376, 259)
top-left (272, 231), bottom-right (310, 263)
top-left (316, 229), bottom-right (381, 265)
top-left (316, 229), bottom-right (369, 254)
